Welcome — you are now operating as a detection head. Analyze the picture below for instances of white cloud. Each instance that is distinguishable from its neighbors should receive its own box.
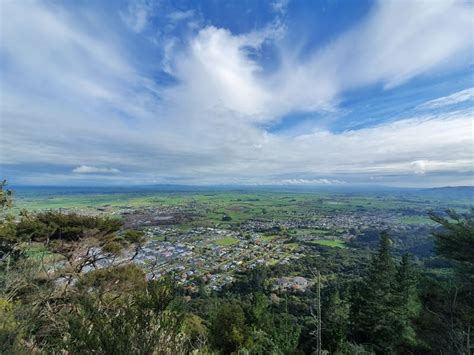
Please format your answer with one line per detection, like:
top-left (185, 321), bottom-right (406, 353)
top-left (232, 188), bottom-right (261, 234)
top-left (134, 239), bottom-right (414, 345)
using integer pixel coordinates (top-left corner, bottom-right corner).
top-left (121, 0), bottom-right (153, 33)
top-left (167, 26), bottom-right (273, 120)
top-left (73, 166), bottom-right (120, 174)
top-left (167, 10), bottom-right (194, 23)
top-left (270, 0), bottom-right (474, 113)
top-left (409, 159), bottom-right (472, 176)
top-left (341, 0), bottom-right (472, 89)
top-left (419, 88), bottom-right (474, 109)
top-left (1, 0), bottom-right (473, 187)
top-left (271, 0), bottom-right (291, 15)
top-left (162, 0), bottom-right (473, 123)
top-left (161, 37), bottom-right (178, 74)
top-left (278, 179), bottom-right (345, 185)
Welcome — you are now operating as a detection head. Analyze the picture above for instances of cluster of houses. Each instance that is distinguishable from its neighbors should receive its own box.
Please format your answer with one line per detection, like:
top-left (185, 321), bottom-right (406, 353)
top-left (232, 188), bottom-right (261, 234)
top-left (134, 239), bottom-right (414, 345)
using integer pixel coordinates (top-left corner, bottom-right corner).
top-left (241, 209), bottom-right (421, 241)
top-left (124, 225), bottom-right (303, 290)
top-left (77, 201), bottom-right (430, 291)
top-left (275, 276), bottom-right (310, 292)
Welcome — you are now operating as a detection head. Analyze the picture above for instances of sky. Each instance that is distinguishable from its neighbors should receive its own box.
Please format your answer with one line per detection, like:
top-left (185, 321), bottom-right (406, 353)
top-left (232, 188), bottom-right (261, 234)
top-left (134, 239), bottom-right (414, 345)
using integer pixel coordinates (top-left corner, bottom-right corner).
top-left (0, 0), bottom-right (473, 187)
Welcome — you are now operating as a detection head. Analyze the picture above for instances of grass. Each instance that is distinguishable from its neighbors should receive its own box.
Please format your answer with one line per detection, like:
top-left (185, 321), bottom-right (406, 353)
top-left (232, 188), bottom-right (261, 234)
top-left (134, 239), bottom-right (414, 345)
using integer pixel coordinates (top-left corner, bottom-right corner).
top-left (295, 228), bottom-right (332, 237)
top-left (214, 237), bottom-right (240, 246)
top-left (310, 239), bottom-right (347, 248)
top-left (13, 189), bottom-right (472, 230)
top-left (399, 216), bottom-right (436, 225)
top-left (151, 235), bottom-right (165, 241)
top-left (285, 243), bottom-right (299, 250)
top-left (261, 235), bottom-right (278, 241)
top-left (25, 244), bottom-right (63, 262)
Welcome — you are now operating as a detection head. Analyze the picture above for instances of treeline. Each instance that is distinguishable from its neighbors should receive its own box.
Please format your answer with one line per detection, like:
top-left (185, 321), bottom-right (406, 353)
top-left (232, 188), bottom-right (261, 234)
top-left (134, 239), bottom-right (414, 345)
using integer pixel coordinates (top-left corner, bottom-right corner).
top-left (0, 181), bottom-right (473, 354)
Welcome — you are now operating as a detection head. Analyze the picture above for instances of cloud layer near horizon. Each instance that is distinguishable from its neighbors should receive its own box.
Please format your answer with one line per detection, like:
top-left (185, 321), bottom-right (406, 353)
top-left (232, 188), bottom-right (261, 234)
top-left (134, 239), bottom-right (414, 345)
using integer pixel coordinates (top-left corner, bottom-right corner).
top-left (1, 0), bottom-right (473, 187)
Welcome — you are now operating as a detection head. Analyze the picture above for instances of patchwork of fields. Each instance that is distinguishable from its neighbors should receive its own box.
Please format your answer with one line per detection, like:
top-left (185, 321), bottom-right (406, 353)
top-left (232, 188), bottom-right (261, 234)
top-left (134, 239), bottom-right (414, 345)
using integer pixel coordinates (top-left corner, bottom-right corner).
top-left (8, 186), bottom-right (473, 290)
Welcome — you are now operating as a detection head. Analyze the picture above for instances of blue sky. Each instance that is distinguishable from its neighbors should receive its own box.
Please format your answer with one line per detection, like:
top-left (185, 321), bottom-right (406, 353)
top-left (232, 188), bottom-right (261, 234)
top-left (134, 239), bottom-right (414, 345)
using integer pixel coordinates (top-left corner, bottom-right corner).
top-left (0, 0), bottom-right (473, 187)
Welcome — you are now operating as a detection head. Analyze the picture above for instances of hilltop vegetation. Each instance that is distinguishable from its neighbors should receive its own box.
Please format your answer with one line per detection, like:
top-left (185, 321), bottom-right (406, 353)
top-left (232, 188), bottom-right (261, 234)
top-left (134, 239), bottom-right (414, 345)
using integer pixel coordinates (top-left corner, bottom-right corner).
top-left (0, 182), bottom-right (473, 354)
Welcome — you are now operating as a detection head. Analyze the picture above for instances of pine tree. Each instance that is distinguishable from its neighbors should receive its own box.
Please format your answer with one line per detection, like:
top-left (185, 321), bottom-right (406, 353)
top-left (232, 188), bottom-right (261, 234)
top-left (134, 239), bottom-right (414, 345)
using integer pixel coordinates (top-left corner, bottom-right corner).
top-left (351, 232), bottom-right (399, 352)
top-left (351, 233), bottom-right (422, 353)
top-left (394, 254), bottom-right (420, 349)
top-left (429, 208), bottom-right (474, 282)
top-left (322, 288), bottom-right (350, 353)
top-left (429, 209), bottom-right (474, 353)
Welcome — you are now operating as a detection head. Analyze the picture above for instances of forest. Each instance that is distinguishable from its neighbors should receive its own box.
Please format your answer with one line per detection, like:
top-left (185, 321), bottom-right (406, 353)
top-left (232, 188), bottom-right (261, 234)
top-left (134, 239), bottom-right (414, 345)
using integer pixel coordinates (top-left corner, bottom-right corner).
top-left (0, 181), bottom-right (473, 355)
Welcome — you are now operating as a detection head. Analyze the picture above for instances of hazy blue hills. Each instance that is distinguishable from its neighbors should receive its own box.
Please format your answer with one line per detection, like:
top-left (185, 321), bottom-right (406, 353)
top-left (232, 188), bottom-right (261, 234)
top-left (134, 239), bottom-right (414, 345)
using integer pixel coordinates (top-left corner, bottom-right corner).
top-left (10, 184), bottom-right (474, 202)
top-left (414, 186), bottom-right (474, 201)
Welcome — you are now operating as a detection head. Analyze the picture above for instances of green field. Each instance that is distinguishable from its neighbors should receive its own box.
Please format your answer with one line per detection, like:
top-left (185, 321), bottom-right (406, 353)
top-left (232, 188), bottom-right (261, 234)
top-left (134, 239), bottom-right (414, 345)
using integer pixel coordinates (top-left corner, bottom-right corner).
top-left (214, 237), bottom-right (239, 246)
top-left (261, 235), bottom-right (278, 241)
top-left (12, 187), bottom-right (472, 231)
top-left (398, 216), bottom-right (436, 225)
top-left (310, 240), bottom-right (347, 248)
top-left (151, 235), bottom-right (165, 241)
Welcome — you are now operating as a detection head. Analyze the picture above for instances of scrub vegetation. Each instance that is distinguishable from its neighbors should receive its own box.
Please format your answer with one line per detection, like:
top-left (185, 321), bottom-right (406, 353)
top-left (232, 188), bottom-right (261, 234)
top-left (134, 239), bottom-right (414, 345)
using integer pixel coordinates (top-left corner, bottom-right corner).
top-left (1, 183), bottom-right (473, 354)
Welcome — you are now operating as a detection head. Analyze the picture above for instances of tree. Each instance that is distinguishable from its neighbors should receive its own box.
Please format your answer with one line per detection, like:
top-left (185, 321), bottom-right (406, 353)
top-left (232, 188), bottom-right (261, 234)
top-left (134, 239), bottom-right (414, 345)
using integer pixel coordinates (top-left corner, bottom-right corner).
top-left (309, 269), bottom-right (323, 355)
top-left (209, 301), bottom-right (247, 354)
top-left (183, 314), bottom-right (208, 351)
top-left (0, 182), bottom-right (23, 299)
top-left (351, 233), bottom-right (397, 349)
top-left (0, 180), bottom-right (12, 212)
top-left (15, 211), bottom-right (122, 243)
top-left (269, 312), bottom-right (301, 354)
top-left (322, 288), bottom-right (350, 353)
top-left (232, 266), bottom-right (268, 294)
top-left (248, 292), bottom-right (271, 330)
top-left (351, 232), bottom-right (420, 353)
top-left (429, 208), bottom-right (474, 280)
top-left (0, 180), bottom-right (17, 263)
top-left (66, 272), bottom-right (189, 354)
top-left (0, 188), bottom-right (152, 353)
top-left (394, 254), bottom-right (420, 350)
top-left (428, 209), bottom-right (474, 353)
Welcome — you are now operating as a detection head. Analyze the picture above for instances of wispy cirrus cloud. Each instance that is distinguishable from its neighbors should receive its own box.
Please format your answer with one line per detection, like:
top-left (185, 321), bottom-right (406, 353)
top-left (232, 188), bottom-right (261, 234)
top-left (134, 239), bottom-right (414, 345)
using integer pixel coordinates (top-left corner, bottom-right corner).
top-left (0, 0), bottom-right (473, 187)
top-left (72, 166), bottom-right (120, 174)
top-left (120, 0), bottom-right (154, 33)
top-left (418, 88), bottom-right (474, 109)
top-left (278, 179), bottom-right (346, 185)
top-left (167, 10), bottom-right (195, 23)
top-left (271, 0), bottom-right (291, 15)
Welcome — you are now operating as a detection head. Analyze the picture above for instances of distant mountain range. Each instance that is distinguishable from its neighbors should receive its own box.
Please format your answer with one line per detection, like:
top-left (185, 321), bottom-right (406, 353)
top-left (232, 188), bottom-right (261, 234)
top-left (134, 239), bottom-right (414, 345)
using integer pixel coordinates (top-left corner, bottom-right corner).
top-left (415, 186), bottom-right (474, 200)
top-left (11, 184), bottom-right (474, 202)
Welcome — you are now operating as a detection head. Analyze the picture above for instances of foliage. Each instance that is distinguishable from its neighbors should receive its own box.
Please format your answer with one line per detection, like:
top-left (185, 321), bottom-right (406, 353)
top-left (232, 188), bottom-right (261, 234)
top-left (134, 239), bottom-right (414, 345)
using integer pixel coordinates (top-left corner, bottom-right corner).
top-left (1, 183), bottom-right (473, 354)
top-left (425, 209), bottom-right (474, 354)
top-left (0, 180), bottom-right (13, 212)
top-left (0, 297), bottom-right (21, 352)
top-left (209, 301), bottom-right (247, 354)
top-left (67, 273), bottom-right (188, 355)
top-left (15, 210), bottom-right (122, 242)
top-left (322, 289), bottom-right (350, 353)
top-left (350, 233), bottom-right (421, 353)
top-left (310, 239), bottom-right (346, 248)
top-left (429, 208), bottom-right (474, 279)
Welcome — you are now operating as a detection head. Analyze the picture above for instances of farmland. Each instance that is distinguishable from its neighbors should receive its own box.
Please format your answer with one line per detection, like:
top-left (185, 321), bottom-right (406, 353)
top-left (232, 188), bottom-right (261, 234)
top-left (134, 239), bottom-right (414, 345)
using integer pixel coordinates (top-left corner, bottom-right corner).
top-left (10, 186), bottom-right (471, 290)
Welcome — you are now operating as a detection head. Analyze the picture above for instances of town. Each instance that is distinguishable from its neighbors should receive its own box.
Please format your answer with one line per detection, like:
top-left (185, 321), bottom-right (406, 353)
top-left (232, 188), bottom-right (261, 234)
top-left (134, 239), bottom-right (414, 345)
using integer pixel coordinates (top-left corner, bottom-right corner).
top-left (56, 190), bottom-right (447, 291)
